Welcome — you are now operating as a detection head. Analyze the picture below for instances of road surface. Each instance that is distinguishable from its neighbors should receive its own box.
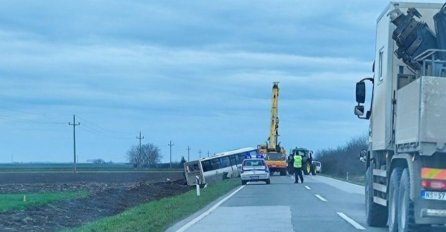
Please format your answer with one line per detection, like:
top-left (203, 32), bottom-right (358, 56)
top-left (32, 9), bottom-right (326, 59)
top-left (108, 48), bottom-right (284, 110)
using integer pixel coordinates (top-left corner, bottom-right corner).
top-left (168, 175), bottom-right (387, 232)
top-left (168, 175), bottom-right (446, 232)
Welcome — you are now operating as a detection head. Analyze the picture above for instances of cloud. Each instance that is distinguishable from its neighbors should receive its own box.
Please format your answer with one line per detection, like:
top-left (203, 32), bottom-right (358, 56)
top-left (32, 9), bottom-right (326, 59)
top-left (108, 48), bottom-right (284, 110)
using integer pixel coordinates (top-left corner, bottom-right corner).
top-left (1, 0), bottom-right (426, 162)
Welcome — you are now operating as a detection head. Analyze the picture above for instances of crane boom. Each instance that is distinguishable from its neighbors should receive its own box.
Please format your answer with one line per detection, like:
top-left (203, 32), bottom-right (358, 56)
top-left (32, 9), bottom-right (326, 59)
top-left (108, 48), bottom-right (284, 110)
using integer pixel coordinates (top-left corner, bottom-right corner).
top-left (268, 82), bottom-right (280, 151)
top-left (258, 82), bottom-right (287, 176)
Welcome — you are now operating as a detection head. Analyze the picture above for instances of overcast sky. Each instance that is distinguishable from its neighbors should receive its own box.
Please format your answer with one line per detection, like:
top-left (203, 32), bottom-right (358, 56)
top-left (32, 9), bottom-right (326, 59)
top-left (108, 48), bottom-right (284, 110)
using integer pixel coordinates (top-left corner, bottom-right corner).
top-left (1, 0), bottom-right (443, 163)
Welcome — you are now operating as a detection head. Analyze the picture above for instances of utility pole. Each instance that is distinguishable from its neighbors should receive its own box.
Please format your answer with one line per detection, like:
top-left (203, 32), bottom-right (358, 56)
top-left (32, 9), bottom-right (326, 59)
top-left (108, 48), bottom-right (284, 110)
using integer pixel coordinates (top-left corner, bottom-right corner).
top-left (207, 151), bottom-right (210, 157)
top-left (187, 146), bottom-right (191, 162)
top-left (168, 140), bottom-right (174, 168)
top-left (198, 149), bottom-right (202, 159)
top-left (136, 131), bottom-right (144, 165)
top-left (68, 115), bottom-right (80, 174)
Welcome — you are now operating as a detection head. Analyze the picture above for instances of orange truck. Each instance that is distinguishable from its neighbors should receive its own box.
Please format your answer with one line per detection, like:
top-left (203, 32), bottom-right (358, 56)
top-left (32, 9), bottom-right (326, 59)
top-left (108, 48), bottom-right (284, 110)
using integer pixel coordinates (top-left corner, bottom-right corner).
top-left (258, 146), bottom-right (288, 176)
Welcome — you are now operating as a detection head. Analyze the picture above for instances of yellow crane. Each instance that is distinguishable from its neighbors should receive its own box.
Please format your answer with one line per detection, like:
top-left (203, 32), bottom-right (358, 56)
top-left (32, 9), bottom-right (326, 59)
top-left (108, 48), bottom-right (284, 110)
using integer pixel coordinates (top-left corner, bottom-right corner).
top-left (268, 82), bottom-right (280, 151)
top-left (258, 82), bottom-right (287, 176)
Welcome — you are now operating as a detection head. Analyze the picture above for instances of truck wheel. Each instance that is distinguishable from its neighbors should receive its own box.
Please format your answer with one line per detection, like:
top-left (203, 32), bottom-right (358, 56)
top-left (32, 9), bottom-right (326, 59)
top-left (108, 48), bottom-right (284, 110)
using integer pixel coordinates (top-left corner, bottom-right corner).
top-left (280, 170), bottom-right (286, 176)
top-left (388, 168), bottom-right (402, 232)
top-left (241, 180), bottom-right (247, 185)
top-left (398, 169), bottom-right (430, 232)
top-left (365, 167), bottom-right (387, 227)
top-left (304, 162), bottom-right (311, 175)
top-left (266, 179), bottom-right (271, 184)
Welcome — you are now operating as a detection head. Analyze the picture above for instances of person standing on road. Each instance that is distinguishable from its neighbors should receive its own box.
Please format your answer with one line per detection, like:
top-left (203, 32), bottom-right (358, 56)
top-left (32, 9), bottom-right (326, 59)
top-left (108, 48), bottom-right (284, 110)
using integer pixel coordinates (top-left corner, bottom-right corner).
top-left (293, 151), bottom-right (304, 184)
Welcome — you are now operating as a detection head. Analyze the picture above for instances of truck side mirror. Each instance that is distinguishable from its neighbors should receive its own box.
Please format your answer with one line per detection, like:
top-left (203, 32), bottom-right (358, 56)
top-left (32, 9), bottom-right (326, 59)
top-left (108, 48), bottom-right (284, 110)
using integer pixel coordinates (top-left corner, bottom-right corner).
top-left (359, 150), bottom-right (367, 163)
top-left (354, 105), bottom-right (365, 116)
top-left (356, 82), bottom-right (366, 103)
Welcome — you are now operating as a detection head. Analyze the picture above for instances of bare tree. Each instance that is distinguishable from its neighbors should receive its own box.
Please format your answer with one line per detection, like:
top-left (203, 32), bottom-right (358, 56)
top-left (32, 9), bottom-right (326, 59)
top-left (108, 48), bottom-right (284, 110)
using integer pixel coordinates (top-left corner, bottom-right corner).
top-left (127, 143), bottom-right (162, 168)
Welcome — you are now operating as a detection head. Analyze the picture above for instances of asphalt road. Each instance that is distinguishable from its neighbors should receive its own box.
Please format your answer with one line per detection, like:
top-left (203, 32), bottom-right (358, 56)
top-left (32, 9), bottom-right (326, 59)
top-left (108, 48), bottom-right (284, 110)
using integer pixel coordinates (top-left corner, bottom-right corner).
top-left (168, 175), bottom-right (387, 232)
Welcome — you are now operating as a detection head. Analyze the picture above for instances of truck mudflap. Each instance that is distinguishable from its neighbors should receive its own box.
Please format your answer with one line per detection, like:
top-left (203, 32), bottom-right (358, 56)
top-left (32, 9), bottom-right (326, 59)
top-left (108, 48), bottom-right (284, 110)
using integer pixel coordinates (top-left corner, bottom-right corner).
top-left (416, 200), bottom-right (446, 224)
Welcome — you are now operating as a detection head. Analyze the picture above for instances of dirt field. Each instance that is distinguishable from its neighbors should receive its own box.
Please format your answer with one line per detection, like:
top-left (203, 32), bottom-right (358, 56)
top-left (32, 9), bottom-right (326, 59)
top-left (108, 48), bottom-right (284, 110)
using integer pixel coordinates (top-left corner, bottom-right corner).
top-left (0, 171), bottom-right (183, 184)
top-left (0, 172), bottom-right (190, 231)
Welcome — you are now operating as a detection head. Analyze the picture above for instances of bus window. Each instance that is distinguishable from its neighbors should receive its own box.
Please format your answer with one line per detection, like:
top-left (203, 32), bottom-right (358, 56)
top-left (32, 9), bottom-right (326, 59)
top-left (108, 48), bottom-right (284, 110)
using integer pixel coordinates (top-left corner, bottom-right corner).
top-left (229, 155), bottom-right (236, 166)
top-left (211, 159), bottom-right (221, 170)
top-left (237, 154), bottom-right (245, 164)
top-left (220, 157), bottom-right (230, 168)
top-left (202, 160), bottom-right (212, 172)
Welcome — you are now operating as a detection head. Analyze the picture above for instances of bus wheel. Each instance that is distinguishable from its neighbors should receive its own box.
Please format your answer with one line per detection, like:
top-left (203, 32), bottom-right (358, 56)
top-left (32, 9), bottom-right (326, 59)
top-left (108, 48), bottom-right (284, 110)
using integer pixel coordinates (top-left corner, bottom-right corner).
top-left (241, 180), bottom-right (247, 185)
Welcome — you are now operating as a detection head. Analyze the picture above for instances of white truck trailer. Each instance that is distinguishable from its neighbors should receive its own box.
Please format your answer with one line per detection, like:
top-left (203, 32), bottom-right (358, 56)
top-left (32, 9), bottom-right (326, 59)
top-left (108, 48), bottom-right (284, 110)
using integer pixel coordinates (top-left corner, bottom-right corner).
top-left (354, 2), bottom-right (446, 231)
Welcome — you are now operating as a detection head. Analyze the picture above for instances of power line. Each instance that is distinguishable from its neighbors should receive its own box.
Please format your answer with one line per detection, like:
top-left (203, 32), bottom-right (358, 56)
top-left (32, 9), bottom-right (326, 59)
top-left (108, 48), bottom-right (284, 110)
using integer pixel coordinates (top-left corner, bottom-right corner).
top-left (68, 115), bottom-right (80, 174)
top-left (76, 115), bottom-right (133, 140)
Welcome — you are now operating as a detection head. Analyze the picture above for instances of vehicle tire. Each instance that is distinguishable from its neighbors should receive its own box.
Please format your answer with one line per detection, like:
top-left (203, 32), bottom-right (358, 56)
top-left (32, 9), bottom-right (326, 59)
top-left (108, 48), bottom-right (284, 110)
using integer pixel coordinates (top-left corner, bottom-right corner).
top-left (266, 179), bottom-right (271, 184)
top-left (241, 180), bottom-right (247, 185)
top-left (304, 162), bottom-right (311, 175)
top-left (311, 164), bottom-right (316, 175)
top-left (388, 168), bottom-right (402, 232)
top-left (365, 167), bottom-right (387, 227)
top-left (398, 169), bottom-right (431, 232)
top-left (280, 170), bottom-right (286, 176)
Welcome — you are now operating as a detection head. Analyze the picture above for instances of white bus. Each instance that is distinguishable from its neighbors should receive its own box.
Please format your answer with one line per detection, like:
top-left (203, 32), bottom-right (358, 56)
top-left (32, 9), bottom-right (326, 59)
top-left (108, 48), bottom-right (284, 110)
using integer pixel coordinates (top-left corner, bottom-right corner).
top-left (184, 147), bottom-right (258, 186)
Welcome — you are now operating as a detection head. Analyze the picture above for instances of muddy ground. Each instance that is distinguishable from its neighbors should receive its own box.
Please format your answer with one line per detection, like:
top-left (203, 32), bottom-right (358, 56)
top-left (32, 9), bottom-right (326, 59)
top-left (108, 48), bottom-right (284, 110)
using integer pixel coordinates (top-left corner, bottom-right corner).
top-left (0, 172), bottom-right (183, 193)
top-left (0, 171), bottom-right (183, 185)
top-left (0, 172), bottom-right (190, 232)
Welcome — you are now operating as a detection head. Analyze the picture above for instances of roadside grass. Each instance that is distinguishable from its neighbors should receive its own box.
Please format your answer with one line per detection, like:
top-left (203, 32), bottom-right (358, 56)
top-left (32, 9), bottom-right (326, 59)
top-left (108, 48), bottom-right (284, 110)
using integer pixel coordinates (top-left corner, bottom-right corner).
top-left (66, 179), bottom-right (240, 232)
top-left (0, 191), bottom-right (89, 212)
top-left (319, 173), bottom-right (365, 186)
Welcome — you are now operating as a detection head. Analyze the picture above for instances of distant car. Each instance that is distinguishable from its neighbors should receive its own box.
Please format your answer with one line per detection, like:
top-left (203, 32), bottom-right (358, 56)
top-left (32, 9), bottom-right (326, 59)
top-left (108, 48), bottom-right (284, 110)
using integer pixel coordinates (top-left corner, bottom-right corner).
top-left (240, 158), bottom-right (270, 185)
top-left (312, 161), bottom-right (322, 173)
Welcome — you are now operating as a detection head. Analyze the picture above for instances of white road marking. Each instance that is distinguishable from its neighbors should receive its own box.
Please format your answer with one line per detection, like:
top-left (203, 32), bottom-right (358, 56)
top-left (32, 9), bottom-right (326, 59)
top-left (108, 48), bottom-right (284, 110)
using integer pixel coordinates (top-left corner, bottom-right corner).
top-left (176, 185), bottom-right (245, 232)
top-left (305, 186), bottom-right (311, 190)
top-left (315, 194), bottom-right (327, 202)
top-left (337, 212), bottom-right (366, 230)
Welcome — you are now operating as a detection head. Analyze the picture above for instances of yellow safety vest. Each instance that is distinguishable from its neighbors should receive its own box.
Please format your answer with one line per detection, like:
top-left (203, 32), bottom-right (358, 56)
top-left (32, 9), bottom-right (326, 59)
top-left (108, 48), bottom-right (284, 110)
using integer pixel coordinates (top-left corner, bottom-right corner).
top-left (294, 155), bottom-right (302, 168)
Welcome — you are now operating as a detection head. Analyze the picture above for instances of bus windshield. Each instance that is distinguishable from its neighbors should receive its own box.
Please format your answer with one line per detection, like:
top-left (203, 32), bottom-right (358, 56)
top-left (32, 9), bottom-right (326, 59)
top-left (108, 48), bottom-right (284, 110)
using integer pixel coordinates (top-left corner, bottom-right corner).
top-left (186, 162), bottom-right (200, 173)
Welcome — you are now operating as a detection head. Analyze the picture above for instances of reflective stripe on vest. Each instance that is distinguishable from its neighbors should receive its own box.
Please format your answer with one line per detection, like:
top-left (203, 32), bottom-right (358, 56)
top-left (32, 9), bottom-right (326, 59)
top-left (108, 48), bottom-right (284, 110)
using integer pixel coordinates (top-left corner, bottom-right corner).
top-left (294, 155), bottom-right (302, 168)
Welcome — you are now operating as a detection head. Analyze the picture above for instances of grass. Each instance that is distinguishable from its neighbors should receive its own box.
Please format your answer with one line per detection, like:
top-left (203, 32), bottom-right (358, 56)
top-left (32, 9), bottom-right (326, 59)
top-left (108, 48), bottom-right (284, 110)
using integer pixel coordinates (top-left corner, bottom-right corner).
top-left (0, 191), bottom-right (89, 212)
top-left (66, 179), bottom-right (240, 232)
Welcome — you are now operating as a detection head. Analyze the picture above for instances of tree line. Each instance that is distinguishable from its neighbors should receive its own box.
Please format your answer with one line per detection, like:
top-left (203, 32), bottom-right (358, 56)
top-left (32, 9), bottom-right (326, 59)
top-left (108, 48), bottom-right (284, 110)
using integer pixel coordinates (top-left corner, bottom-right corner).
top-left (315, 135), bottom-right (367, 179)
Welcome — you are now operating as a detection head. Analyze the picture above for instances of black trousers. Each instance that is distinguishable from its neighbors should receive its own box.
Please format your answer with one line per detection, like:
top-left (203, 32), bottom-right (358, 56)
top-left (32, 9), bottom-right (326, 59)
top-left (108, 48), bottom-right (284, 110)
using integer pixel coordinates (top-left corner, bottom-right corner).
top-left (294, 167), bottom-right (304, 183)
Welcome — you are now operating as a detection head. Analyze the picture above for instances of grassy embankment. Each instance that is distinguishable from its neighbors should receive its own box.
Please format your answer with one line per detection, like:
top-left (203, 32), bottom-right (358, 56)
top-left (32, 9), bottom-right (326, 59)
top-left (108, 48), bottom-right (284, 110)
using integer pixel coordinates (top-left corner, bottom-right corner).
top-left (0, 191), bottom-right (89, 212)
top-left (66, 179), bottom-right (240, 232)
top-left (319, 173), bottom-right (365, 186)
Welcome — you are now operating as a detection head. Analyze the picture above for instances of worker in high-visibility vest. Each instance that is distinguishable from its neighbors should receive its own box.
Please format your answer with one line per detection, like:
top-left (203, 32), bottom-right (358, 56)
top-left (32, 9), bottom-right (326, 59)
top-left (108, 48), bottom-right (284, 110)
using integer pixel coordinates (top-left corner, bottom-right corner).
top-left (293, 151), bottom-right (304, 184)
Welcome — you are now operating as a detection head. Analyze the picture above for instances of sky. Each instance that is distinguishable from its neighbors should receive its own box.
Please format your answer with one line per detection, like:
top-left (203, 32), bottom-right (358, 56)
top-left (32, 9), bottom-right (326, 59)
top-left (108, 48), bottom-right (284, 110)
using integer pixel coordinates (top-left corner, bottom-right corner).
top-left (1, 0), bottom-right (443, 163)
